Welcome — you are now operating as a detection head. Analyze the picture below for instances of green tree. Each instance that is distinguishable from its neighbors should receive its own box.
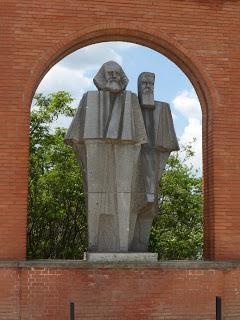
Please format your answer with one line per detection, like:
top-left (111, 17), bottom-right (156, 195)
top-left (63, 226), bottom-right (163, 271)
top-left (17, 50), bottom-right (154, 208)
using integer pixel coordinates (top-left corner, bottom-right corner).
top-left (149, 143), bottom-right (203, 260)
top-left (28, 91), bottom-right (87, 259)
top-left (28, 91), bottom-right (203, 260)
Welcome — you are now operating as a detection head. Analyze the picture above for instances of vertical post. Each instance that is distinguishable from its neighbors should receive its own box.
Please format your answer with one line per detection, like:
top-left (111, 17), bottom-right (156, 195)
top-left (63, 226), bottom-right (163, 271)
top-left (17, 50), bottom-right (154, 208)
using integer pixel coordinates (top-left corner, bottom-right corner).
top-left (70, 302), bottom-right (75, 320)
top-left (216, 296), bottom-right (221, 320)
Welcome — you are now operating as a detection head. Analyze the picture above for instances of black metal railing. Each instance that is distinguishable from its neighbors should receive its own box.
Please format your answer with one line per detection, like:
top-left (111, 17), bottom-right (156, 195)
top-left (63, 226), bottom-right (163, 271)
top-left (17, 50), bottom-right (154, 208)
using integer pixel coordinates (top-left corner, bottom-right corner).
top-left (216, 296), bottom-right (222, 320)
top-left (70, 302), bottom-right (75, 320)
top-left (68, 297), bottom-right (222, 319)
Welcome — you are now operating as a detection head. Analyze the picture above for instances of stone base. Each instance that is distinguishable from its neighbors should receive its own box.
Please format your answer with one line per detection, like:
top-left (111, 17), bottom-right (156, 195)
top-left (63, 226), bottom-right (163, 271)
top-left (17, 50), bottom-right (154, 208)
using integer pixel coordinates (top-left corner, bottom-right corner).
top-left (84, 252), bottom-right (158, 262)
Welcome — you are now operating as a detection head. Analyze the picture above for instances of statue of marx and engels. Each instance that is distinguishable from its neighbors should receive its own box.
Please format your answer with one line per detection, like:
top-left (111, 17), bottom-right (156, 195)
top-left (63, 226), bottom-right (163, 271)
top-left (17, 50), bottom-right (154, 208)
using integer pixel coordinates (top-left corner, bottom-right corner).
top-left (65, 61), bottom-right (179, 259)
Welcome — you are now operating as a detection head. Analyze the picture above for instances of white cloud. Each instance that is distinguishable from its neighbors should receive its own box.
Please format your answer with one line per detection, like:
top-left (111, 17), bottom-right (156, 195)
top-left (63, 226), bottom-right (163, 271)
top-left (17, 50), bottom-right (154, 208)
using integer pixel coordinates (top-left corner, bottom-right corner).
top-left (172, 112), bottom-right (177, 121)
top-left (173, 89), bottom-right (201, 120)
top-left (35, 42), bottom-right (137, 128)
top-left (36, 64), bottom-right (92, 98)
top-left (173, 90), bottom-right (202, 172)
top-left (36, 42), bottom-right (135, 98)
top-left (180, 118), bottom-right (202, 171)
top-left (59, 42), bottom-right (125, 71)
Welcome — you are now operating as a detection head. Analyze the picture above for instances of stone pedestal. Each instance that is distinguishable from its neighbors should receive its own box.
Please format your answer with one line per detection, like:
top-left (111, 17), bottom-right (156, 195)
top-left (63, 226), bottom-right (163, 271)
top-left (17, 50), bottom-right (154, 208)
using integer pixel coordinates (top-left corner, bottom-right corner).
top-left (84, 252), bottom-right (158, 262)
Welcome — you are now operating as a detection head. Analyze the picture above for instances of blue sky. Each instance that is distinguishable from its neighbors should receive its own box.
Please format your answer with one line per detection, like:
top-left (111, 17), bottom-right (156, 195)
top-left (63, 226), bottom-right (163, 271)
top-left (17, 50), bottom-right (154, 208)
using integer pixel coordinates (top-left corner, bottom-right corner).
top-left (36, 42), bottom-right (202, 171)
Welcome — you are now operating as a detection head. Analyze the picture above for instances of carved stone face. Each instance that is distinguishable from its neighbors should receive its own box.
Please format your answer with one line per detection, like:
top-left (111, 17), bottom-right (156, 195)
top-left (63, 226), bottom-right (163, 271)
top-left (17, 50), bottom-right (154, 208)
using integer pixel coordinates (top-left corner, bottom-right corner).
top-left (138, 72), bottom-right (155, 108)
top-left (93, 61), bottom-right (129, 93)
top-left (104, 64), bottom-right (122, 92)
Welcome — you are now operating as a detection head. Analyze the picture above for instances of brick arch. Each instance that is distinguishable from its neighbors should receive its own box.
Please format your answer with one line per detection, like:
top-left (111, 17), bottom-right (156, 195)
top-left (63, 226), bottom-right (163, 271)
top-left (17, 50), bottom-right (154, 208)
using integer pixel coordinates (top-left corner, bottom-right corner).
top-left (3, 3), bottom-right (240, 317)
top-left (25, 23), bottom-right (217, 115)
top-left (25, 23), bottom-right (217, 259)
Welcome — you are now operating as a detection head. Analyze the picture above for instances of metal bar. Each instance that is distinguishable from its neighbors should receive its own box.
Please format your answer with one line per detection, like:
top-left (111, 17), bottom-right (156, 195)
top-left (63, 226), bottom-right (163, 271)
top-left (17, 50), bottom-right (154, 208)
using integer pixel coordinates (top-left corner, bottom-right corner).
top-left (70, 302), bottom-right (75, 320)
top-left (216, 296), bottom-right (221, 320)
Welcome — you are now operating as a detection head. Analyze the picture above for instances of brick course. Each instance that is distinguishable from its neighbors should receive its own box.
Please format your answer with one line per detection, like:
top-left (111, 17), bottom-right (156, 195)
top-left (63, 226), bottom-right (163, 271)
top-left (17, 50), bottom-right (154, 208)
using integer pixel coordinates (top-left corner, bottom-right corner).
top-left (0, 261), bottom-right (240, 319)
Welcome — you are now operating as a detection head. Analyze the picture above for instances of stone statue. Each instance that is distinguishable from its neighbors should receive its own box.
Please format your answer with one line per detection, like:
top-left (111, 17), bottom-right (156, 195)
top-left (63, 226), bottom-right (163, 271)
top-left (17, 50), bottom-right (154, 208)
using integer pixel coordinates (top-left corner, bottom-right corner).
top-left (131, 72), bottom-right (179, 251)
top-left (65, 63), bottom-right (179, 257)
top-left (65, 61), bottom-right (148, 253)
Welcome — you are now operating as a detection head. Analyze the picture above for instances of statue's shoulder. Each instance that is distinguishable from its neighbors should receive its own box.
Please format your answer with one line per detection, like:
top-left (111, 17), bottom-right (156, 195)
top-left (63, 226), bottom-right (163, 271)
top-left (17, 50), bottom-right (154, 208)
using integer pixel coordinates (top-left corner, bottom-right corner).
top-left (126, 90), bottom-right (137, 98)
top-left (154, 100), bottom-right (173, 123)
top-left (79, 91), bottom-right (99, 107)
top-left (153, 100), bottom-right (179, 151)
top-left (154, 101), bottom-right (173, 117)
top-left (125, 90), bottom-right (135, 95)
top-left (83, 91), bottom-right (99, 99)
top-left (125, 91), bottom-right (139, 105)
top-left (155, 100), bottom-right (170, 110)
top-left (85, 90), bottom-right (98, 95)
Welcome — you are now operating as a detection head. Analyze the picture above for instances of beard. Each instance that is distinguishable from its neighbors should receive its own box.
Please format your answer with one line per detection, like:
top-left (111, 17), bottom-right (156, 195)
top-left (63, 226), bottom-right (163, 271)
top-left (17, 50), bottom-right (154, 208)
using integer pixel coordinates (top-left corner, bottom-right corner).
top-left (140, 92), bottom-right (155, 108)
top-left (142, 87), bottom-right (153, 94)
top-left (105, 79), bottom-right (122, 93)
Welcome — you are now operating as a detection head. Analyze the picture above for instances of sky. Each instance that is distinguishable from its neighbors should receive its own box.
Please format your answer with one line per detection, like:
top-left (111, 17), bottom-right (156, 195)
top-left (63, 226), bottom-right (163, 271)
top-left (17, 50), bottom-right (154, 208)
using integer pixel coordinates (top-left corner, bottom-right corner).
top-left (35, 41), bottom-right (202, 172)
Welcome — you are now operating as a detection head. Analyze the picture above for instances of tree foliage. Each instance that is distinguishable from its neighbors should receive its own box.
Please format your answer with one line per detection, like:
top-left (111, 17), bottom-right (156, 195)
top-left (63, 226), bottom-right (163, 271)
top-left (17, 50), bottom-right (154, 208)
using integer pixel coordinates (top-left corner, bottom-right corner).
top-left (28, 92), bottom-right (87, 259)
top-left (28, 91), bottom-right (203, 260)
top-left (150, 144), bottom-right (203, 260)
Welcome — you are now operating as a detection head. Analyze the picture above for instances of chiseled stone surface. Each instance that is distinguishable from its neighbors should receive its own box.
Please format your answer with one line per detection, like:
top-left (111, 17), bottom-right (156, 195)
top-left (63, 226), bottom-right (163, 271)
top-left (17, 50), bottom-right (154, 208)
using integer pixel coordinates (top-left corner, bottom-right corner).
top-left (1, 260), bottom-right (240, 270)
top-left (132, 72), bottom-right (179, 251)
top-left (84, 252), bottom-right (158, 262)
top-left (65, 62), bottom-right (178, 256)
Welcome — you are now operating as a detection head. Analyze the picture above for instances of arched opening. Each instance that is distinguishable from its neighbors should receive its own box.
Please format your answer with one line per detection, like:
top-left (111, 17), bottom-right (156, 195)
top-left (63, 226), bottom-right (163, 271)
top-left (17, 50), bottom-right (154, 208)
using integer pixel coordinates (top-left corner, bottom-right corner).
top-left (26, 26), bottom-right (216, 260)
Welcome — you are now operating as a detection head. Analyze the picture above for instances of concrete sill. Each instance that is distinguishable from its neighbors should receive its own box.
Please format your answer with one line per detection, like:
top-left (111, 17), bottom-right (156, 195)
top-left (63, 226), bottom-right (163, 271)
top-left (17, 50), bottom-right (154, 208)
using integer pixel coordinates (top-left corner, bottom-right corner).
top-left (0, 259), bottom-right (240, 269)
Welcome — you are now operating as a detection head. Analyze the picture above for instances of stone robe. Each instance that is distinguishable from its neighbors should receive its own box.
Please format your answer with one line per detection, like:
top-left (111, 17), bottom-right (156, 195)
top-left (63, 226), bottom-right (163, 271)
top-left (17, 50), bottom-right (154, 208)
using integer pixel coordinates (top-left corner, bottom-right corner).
top-left (65, 90), bottom-right (147, 252)
top-left (131, 101), bottom-right (179, 251)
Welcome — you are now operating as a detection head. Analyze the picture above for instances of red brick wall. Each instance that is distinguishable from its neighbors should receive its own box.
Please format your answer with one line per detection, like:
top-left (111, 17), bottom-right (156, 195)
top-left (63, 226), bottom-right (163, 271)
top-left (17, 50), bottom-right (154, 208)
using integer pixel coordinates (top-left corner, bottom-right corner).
top-left (0, 262), bottom-right (240, 319)
top-left (0, 268), bottom-right (19, 319)
top-left (1, 1), bottom-right (240, 260)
